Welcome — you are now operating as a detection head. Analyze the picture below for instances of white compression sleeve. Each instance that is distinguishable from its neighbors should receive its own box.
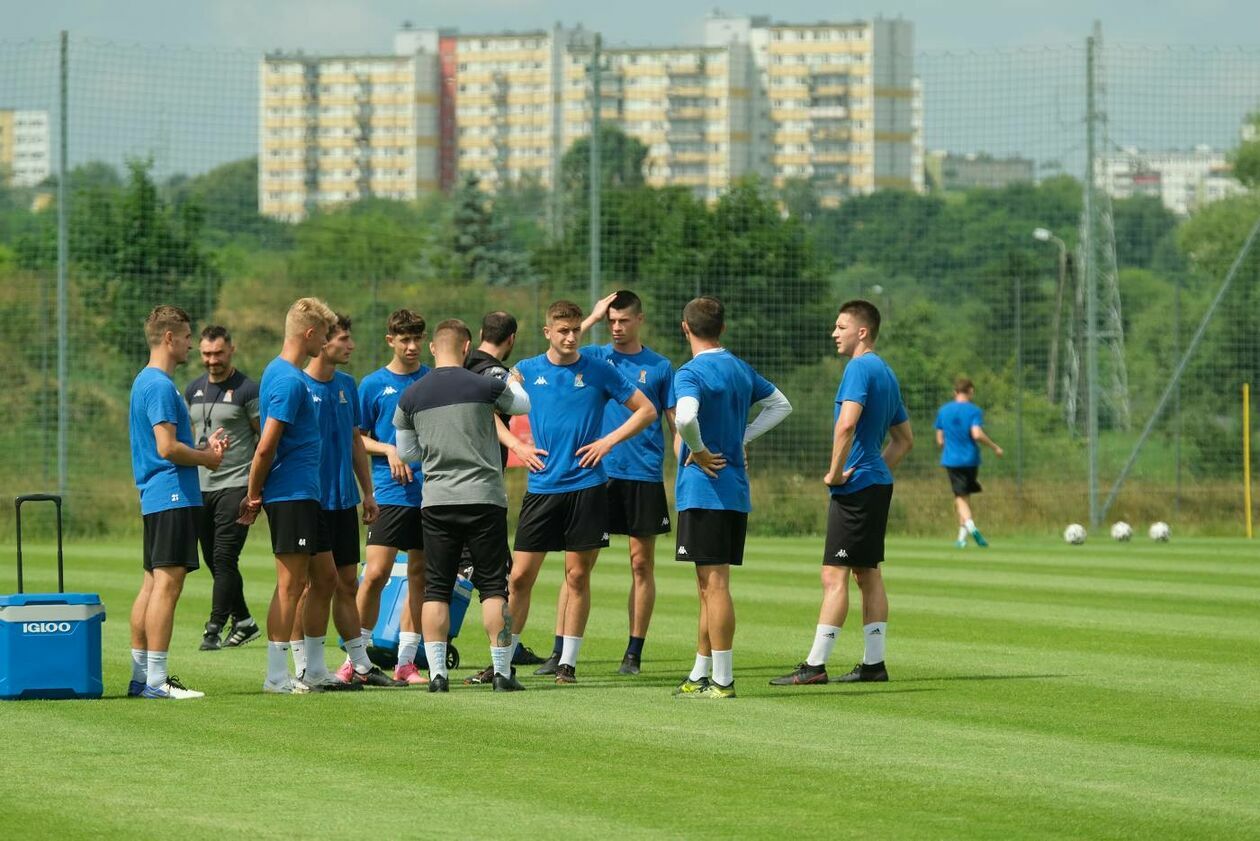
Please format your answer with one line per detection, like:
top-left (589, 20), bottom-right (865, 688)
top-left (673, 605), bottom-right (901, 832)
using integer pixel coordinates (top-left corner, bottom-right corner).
top-left (675, 395), bottom-right (706, 453)
top-left (743, 388), bottom-right (792, 445)
top-left (494, 380), bottom-right (531, 415)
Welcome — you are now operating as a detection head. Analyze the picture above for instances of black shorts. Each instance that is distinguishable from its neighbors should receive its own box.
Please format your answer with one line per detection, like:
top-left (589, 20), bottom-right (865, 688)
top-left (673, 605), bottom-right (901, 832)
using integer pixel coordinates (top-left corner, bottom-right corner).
top-left (513, 485), bottom-right (609, 553)
top-left (366, 504), bottom-right (423, 551)
top-left (675, 508), bottom-right (748, 566)
top-left (946, 466), bottom-right (982, 496)
top-left (317, 507), bottom-right (361, 568)
top-left (423, 504), bottom-right (510, 603)
top-left (142, 507), bottom-right (200, 572)
top-left (824, 484), bottom-right (894, 569)
top-left (607, 479), bottom-right (671, 536)
top-left (263, 499), bottom-right (320, 556)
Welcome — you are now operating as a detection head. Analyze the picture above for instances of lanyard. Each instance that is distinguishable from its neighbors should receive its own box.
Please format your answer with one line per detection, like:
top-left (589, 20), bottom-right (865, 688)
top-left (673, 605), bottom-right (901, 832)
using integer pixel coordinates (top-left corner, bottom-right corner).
top-left (201, 370), bottom-right (235, 438)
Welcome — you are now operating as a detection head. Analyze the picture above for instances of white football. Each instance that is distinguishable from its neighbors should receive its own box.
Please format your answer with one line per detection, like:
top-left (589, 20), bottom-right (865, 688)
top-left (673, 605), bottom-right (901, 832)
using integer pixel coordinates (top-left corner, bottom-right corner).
top-left (1149, 521), bottom-right (1171, 542)
top-left (1110, 521), bottom-right (1133, 542)
top-left (1064, 523), bottom-right (1087, 544)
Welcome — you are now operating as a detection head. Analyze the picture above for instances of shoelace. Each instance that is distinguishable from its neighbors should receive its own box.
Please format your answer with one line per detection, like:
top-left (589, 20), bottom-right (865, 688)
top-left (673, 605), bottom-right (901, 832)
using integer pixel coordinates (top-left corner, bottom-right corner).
top-left (166, 675), bottom-right (188, 690)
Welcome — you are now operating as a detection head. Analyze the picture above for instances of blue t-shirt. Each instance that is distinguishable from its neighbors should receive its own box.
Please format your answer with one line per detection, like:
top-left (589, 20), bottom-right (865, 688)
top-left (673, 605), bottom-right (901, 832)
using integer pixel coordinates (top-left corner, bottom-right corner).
top-left (258, 357), bottom-right (321, 504)
top-left (358, 366), bottom-right (428, 507)
top-left (513, 352), bottom-right (638, 494)
top-left (935, 401), bottom-right (984, 468)
top-left (674, 349), bottom-right (775, 513)
top-left (581, 344), bottom-right (676, 482)
top-left (129, 367), bottom-right (202, 515)
top-left (832, 352), bottom-right (908, 496)
top-left (306, 369), bottom-right (362, 511)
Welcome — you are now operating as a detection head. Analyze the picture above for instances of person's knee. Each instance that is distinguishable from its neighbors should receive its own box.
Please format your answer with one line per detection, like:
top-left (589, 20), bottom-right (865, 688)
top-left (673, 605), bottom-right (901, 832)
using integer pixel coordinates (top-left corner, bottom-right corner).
top-left (564, 564), bottom-right (591, 592)
top-left (630, 553), bottom-right (654, 578)
top-left (820, 567), bottom-right (848, 595)
top-left (853, 568), bottom-right (883, 590)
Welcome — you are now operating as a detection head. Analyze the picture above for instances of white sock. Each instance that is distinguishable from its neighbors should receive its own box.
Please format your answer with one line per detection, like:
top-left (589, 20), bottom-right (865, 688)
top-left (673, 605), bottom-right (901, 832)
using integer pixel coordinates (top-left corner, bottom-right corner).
top-left (511, 633), bottom-right (521, 660)
top-left (145, 650), bottom-right (168, 689)
top-left (424, 641), bottom-right (447, 680)
top-left (806, 624), bottom-right (841, 667)
top-left (397, 631), bottom-right (422, 668)
top-left (266, 641), bottom-right (291, 684)
top-left (965, 518), bottom-right (977, 533)
top-left (863, 622), bottom-right (887, 665)
top-left (711, 649), bottom-right (734, 686)
top-left (130, 648), bottom-right (147, 684)
top-left (490, 644), bottom-right (512, 677)
top-left (303, 636), bottom-right (327, 679)
top-left (344, 635), bottom-right (372, 674)
top-left (688, 653), bottom-right (711, 681)
top-left (360, 627), bottom-right (373, 645)
top-left (290, 639), bottom-right (307, 675)
top-left (559, 635), bottom-right (582, 667)
top-left (957, 525), bottom-right (969, 542)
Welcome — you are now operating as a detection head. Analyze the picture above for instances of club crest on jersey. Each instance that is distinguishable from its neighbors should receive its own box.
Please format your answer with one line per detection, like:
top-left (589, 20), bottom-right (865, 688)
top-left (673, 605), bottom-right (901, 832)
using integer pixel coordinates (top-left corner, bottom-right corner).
top-left (638, 369), bottom-right (647, 384)
top-left (574, 374), bottom-right (586, 388)
top-left (339, 389), bottom-right (348, 403)
top-left (224, 390), bottom-right (233, 403)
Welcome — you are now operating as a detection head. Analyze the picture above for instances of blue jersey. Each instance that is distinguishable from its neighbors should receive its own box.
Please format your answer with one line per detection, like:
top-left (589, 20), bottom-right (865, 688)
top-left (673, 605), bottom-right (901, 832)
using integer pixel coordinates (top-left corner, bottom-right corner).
top-left (832, 352), bottom-right (908, 496)
top-left (935, 401), bottom-right (984, 468)
top-left (129, 367), bottom-right (202, 515)
top-left (513, 352), bottom-right (637, 494)
top-left (358, 366), bottom-right (428, 507)
top-left (674, 349), bottom-right (775, 513)
top-left (306, 369), bottom-right (362, 511)
top-left (581, 344), bottom-right (676, 482)
top-left (258, 357), bottom-right (321, 504)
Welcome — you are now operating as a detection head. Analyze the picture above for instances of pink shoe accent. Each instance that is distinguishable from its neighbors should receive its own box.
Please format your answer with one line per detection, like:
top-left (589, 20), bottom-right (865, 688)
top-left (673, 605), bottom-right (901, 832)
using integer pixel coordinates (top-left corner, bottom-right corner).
top-left (335, 660), bottom-right (355, 684)
top-left (394, 662), bottom-right (429, 685)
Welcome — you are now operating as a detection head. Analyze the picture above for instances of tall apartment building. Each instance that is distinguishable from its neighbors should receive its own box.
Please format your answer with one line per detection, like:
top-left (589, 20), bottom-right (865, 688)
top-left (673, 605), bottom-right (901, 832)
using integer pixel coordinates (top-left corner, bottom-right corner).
top-left (705, 14), bottom-right (918, 206)
top-left (0, 109), bottom-right (51, 188)
top-left (258, 47), bottom-right (439, 221)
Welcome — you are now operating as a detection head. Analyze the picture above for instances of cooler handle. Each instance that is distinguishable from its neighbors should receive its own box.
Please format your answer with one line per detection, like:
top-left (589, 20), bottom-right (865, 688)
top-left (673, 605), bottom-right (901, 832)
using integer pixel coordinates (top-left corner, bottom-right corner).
top-left (15, 494), bottom-right (64, 594)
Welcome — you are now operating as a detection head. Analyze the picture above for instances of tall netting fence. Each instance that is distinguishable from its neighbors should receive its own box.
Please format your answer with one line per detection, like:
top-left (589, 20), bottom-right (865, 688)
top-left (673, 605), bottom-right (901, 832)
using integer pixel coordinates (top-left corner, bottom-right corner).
top-left (1, 32), bottom-right (1258, 537)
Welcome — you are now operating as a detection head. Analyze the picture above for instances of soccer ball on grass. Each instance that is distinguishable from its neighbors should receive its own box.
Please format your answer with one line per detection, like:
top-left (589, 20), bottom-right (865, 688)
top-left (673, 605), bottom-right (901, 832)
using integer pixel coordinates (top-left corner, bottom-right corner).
top-left (1110, 521), bottom-right (1133, 542)
top-left (1148, 521), bottom-right (1171, 542)
top-left (1063, 523), bottom-right (1087, 545)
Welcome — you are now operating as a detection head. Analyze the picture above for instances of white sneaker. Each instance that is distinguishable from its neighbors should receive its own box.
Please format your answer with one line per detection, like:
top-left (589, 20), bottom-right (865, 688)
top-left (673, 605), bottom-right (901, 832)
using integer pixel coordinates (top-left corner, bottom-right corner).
top-left (262, 676), bottom-right (310, 694)
top-left (143, 676), bottom-right (204, 699)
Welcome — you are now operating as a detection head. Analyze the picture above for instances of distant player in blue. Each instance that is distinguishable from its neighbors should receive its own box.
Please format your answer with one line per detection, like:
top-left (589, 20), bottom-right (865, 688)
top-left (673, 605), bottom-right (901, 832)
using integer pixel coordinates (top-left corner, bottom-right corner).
top-left (128, 305), bottom-right (228, 700)
top-left (237, 297), bottom-right (337, 694)
top-left (507, 300), bottom-right (657, 685)
top-left (935, 378), bottom-right (1003, 548)
top-left (534, 290), bottom-right (675, 677)
top-left (342, 308), bottom-right (429, 686)
top-left (672, 297), bottom-right (792, 699)
top-left (771, 300), bottom-right (913, 688)
top-left (289, 312), bottom-right (382, 690)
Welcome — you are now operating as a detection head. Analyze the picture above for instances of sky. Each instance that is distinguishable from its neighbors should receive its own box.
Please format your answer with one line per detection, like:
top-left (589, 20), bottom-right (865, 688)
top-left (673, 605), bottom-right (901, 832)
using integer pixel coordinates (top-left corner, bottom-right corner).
top-left (1, 1), bottom-right (1257, 179)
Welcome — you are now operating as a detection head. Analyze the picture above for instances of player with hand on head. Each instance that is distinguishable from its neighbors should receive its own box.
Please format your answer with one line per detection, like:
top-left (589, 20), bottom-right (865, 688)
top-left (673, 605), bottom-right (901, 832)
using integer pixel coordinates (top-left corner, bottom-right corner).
top-left (770, 300), bottom-right (913, 687)
top-left (185, 325), bottom-right (261, 652)
top-left (129, 305), bottom-right (228, 699)
top-left (508, 300), bottom-right (657, 685)
top-left (935, 377), bottom-right (1002, 548)
top-left (287, 313), bottom-right (378, 690)
top-left (394, 319), bottom-right (532, 692)
top-left (671, 296), bottom-right (792, 699)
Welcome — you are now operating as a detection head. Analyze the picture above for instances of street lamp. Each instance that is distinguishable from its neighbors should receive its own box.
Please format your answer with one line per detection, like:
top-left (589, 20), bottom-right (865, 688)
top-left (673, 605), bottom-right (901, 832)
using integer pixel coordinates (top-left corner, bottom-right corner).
top-left (1034, 227), bottom-right (1068, 403)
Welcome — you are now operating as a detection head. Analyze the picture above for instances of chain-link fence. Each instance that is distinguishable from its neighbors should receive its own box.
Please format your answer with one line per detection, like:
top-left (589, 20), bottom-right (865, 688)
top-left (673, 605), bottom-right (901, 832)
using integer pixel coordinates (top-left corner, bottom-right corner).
top-left (1, 29), bottom-right (1258, 538)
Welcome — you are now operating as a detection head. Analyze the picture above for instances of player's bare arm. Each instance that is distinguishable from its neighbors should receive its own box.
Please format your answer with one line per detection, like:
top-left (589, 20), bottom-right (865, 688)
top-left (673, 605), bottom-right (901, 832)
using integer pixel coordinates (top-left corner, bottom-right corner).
top-left (154, 422), bottom-right (227, 470)
top-left (361, 433), bottom-right (412, 484)
top-left (578, 292), bottom-right (618, 335)
top-left (882, 420), bottom-right (915, 471)
top-left (237, 416), bottom-right (284, 524)
top-left (972, 425), bottom-right (1004, 457)
top-left (351, 428), bottom-right (378, 524)
top-left (576, 388), bottom-right (657, 468)
top-left (825, 400), bottom-right (863, 486)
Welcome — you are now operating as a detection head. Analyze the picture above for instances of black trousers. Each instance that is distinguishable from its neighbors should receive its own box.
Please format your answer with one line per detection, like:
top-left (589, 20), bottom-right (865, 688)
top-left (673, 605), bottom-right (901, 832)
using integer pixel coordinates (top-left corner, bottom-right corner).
top-left (198, 486), bottom-right (253, 627)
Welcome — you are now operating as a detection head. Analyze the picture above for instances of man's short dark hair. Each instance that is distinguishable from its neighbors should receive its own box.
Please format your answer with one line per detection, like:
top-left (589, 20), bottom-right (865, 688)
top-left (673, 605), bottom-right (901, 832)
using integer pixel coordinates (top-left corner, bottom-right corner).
top-left (609, 290), bottom-right (642, 315)
top-left (839, 299), bottom-right (881, 342)
top-left (200, 325), bottom-right (231, 344)
top-left (547, 300), bottom-right (583, 323)
top-left (683, 296), bottom-right (724, 340)
top-left (330, 312), bottom-right (352, 337)
top-left (433, 318), bottom-right (472, 349)
top-left (480, 311), bottom-right (518, 345)
top-left (954, 377), bottom-right (975, 394)
top-left (387, 308), bottom-right (426, 337)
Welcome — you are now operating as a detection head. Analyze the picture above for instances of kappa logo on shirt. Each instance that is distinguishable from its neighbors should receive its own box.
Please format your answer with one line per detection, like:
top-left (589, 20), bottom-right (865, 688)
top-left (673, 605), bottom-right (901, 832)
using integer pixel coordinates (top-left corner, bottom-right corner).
top-left (534, 376), bottom-right (548, 386)
top-left (574, 374), bottom-right (586, 388)
top-left (638, 369), bottom-right (647, 384)
top-left (193, 389), bottom-right (204, 398)
top-left (311, 392), bottom-right (323, 403)
top-left (382, 386), bottom-right (398, 396)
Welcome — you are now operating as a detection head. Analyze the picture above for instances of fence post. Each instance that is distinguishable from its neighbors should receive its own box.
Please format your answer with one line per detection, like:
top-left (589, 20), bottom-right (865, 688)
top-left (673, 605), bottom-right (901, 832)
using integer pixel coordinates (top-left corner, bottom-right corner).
top-left (588, 33), bottom-right (602, 343)
top-left (56, 30), bottom-right (69, 500)
top-left (1244, 383), bottom-right (1253, 538)
top-left (1084, 27), bottom-right (1101, 527)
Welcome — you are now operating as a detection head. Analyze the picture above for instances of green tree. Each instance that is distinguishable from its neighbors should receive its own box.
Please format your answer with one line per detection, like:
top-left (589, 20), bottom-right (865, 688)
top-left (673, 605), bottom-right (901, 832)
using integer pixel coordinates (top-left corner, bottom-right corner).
top-left (561, 125), bottom-right (648, 196)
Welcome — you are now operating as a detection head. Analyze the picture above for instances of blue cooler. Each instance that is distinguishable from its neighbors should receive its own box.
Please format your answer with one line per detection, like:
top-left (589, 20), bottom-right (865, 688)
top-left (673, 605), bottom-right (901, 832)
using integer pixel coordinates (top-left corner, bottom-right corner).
top-left (359, 561), bottom-right (473, 670)
top-left (0, 495), bottom-right (105, 700)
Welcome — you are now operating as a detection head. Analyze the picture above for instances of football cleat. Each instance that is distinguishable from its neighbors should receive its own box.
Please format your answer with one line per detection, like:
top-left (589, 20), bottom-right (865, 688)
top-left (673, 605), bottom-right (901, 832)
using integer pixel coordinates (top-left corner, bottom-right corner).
top-left (223, 620), bottom-right (261, 648)
top-left (618, 653), bottom-right (641, 675)
top-left (142, 675), bottom-right (204, 699)
top-left (463, 665), bottom-right (495, 686)
top-left (428, 674), bottom-right (450, 693)
top-left (199, 623), bottom-right (222, 651)
top-left (554, 664), bottom-right (577, 684)
top-left (493, 669), bottom-right (527, 692)
top-left (352, 666), bottom-right (406, 687)
top-left (835, 661), bottom-right (889, 683)
top-left (969, 527), bottom-right (988, 548)
top-left (512, 644), bottom-right (546, 666)
top-left (697, 681), bottom-right (737, 699)
top-left (769, 662), bottom-right (829, 686)
top-left (533, 653), bottom-right (561, 676)
top-left (393, 662), bottom-right (429, 686)
top-left (127, 680), bottom-right (146, 697)
top-left (263, 676), bottom-right (310, 694)
top-left (334, 660), bottom-right (355, 684)
top-left (672, 676), bottom-right (710, 697)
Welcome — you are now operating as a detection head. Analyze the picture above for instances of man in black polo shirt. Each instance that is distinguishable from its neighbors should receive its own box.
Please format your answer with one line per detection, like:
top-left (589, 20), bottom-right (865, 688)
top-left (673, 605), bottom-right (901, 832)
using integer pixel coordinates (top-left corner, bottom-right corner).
top-left (185, 325), bottom-right (261, 651)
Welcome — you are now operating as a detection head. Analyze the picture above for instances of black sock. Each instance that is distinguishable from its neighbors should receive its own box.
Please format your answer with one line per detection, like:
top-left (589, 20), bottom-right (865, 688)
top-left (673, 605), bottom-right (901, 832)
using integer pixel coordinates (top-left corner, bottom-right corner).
top-left (626, 636), bottom-right (645, 658)
top-left (552, 634), bottom-right (563, 656)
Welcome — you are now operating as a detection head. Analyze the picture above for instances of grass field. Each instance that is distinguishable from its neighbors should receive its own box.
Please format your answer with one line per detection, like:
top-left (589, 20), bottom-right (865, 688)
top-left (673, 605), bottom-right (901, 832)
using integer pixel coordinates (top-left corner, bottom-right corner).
top-left (1, 535), bottom-right (1258, 839)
